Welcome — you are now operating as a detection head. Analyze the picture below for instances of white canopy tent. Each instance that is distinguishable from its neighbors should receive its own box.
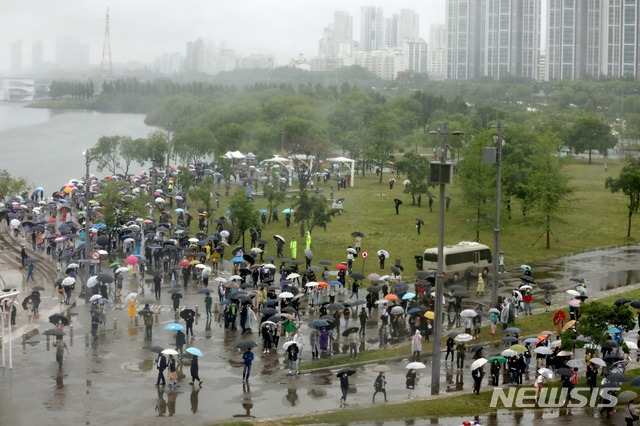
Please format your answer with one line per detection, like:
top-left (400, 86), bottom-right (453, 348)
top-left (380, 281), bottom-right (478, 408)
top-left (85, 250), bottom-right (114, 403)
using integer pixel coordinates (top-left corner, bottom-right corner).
top-left (222, 151), bottom-right (246, 159)
top-left (261, 155), bottom-right (294, 186)
top-left (326, 156), bottom-right (356, 187)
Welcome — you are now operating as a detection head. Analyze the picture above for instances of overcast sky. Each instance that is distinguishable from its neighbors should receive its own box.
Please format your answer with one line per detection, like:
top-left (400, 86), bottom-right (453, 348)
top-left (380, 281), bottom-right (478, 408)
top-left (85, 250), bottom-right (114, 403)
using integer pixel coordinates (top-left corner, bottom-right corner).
top-left (0, 1), bottom-right (447, 70)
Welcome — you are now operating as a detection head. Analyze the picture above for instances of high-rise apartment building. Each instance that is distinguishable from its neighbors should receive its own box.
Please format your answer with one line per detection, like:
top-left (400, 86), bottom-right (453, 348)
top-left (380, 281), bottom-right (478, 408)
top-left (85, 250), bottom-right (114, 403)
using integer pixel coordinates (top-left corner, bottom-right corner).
top-left (319, 11), bottom-right (354, 57)
top-left (386, 9), bottom-right (420, 50)
top-left (32, 41), bottom-right (44, 74)
top-left (547, 0), bottom-right (640, 80)
top-left (446, 0), bottom-right (541, 80)
top-left (361, 6), bottom-right (385, 51)
top-left (428, 23), bottom-right (447, 79)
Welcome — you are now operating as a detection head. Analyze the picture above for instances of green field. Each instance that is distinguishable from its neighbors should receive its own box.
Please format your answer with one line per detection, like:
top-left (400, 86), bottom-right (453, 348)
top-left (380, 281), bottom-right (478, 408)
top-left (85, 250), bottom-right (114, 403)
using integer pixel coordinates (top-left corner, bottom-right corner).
top-left (227, 157), bottom-right (638, 274)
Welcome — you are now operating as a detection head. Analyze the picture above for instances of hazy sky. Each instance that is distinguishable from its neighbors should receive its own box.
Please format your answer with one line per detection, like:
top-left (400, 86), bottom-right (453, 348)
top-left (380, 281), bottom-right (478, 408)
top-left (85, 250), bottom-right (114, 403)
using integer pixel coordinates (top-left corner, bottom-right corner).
top-left (0, 1), bottom-right (446, 69)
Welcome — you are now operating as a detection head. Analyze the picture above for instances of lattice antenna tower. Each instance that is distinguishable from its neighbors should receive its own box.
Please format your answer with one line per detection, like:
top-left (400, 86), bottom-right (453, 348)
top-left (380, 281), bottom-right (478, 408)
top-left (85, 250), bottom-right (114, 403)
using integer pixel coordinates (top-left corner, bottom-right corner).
top-left (101, 7), bottom-right (113, 76)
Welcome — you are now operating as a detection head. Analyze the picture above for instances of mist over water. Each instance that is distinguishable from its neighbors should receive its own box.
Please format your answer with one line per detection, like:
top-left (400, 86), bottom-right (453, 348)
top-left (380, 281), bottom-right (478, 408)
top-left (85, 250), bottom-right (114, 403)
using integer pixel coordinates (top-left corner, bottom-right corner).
top-left (0, 102), bottom-right (157, 195)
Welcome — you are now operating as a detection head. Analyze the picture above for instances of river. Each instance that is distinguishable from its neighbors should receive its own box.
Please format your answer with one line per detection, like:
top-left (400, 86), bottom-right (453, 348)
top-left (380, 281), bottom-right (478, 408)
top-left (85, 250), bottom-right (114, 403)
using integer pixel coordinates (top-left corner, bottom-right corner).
top-left (0, 102), bottom-right (157, 195)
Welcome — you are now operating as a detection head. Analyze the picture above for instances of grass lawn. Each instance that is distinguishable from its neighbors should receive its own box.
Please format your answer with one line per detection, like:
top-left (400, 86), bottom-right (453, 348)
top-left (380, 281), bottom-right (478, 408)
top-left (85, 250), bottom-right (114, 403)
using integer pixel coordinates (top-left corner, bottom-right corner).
top-left (217, 158), bottom-right (638, 276)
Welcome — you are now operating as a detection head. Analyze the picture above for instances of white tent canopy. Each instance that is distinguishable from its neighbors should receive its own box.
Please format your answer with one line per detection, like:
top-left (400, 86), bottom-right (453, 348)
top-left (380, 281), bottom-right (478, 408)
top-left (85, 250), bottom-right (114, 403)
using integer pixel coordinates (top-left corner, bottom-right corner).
top-left (223, 151), bottom-right (246, 159)
top-left (326, 156), bottom-right (355, 187)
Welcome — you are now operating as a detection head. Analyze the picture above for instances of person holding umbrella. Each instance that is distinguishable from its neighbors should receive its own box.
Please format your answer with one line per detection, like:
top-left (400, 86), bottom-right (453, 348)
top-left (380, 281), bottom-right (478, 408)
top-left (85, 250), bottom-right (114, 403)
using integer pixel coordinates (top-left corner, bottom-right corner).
top-left (241, 347), bottom-right (254, 382)
top-left (456, 341), bottom-right (466, 369)
top-left (55, 336), bottom-right (70, 371)
top-left (405, 368), bottom-right (417, 398)
top-left (185, 310), bottom-right (195, 338)
top-left (411, 330), bottom-right (422, 361)
top-left (339, 371), bottom-right (350, 407)
top-left (127, 296), bottom-right (137, 323)
top-left (142, 304), bottom-right (154, 340)
top-left (167, 354), bottom-right (177, 387)
top-left (472, 364), bottom-right (485, 394)
top-left (372, 371), bottom-right (387, 403)
top-left (189, 353), bottom-right (203, 387)
top-left (393, 198), bottom-right (402, 215)
top-left (155, 352), bottom-right (167, 387)
top-left (286, 342), bottom-right (299, 375)
top-left (175, 329), bottom-right (186, 359)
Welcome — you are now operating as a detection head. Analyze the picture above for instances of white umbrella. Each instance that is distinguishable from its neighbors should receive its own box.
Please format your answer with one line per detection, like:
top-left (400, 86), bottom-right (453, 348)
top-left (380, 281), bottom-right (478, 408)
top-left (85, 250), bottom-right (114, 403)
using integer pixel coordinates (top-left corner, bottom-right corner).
top-left (287, 273), bottom-right (300, 279)
top-left (125, 293), bottom-right (138, 302)
top-left (566, 359), bottom-right (584, 368)
top-left (520, 285), bottom-right (533, 290)
top-left (127, 224), bottom-right (141, 231)
top-left (213, 277), bottom-right (227, 283)
top-left (155, 197), bottom-right (165, 203)
top-left (534, 347), bottom-right (553, 355)
top-left (10, 218), bottom-right (20, 228)
top-left (502, 349), bottom-right (518, 357)
top-left (87, 276), bottom-right (99, 288)
top-left (250, 247), bottom-right (263, 253)
top-left (278, 292), bottom-right (294, 299)
top-left (161, 349), bottom-right (179, 356)
top-left (347, 247), bottom-right (357, 255)
top-left (220, 230), bottom-right (230, 238)
top-left (379, 275), bottom-right (391, 281)
top-left (194, 264), bottom-right (206, 269)
top-left (625, 340), bottom-right (638, 350)
top-left (377, 249), bottom-right (389, 258)
top-left (460, 309), bottom-right (478, 318)
top-left (62, 277), bottom-right (75, 286)
top-left (390, 306), bottom-right (404, 315)
top-left (115, 267), bottom-right (129, 273)
top-left (557, 350), bottom-right (573, 356)
top-left (202, 267), bottom-right (212, 277)
top-left (538, 368), bottom-right (554, 379)
top-left (470, 358), bottom-right (488, 370)
top-left (89, 294), bottom-right (102, 302)
top-left (97, 249), bottom-right (109, 255)
top-left (405, 362), bottom-right (426, 369)
top-left (305, 281), bottom-right (319, 287)
top-left (550, 339), bottom-right (562, 348)
top-left (188, 237), bottom-right (199, 243)
top-left (282, 341), bottom-right (299, 350)
top-left (262, 264), bottom-right (276, 269)
top-left (375, 299), bottom-right (389, 305)
top-left (66, 263), bottom-right (79, 269)
top-left (590, 357), bottom-right (607, 367)
top-left (230, 275), bottom-right (242, 280)
top-left (455, 333), bottom-right (473, 342)
top-left (567, 289), bottom-right (580, 296)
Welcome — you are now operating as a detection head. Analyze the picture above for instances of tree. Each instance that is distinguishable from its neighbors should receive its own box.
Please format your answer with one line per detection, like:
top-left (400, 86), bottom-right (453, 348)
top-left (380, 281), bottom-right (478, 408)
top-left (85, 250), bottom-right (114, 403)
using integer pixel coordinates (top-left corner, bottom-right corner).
top-left (263, 185), bottom-right (285, 224)
top-left (525, 132), bottom-right (575, 249)
top-left (366, 111), bottom-right (401, 183)
top-left (172, 125), bottom-right (216, 165)
top-left (605, 157), bottom-right (640, 237)
top-left (91, 136), bottom-right (122, 175)
top-left (394, 152), bottom-right (431, 204)
top-left (564, 115), bottom-right (617, 164)
top-left (457, 132), bottom-right (496, 241)
top-left (229, 190), bottom-right (259, 247)
top-left (0, 169), bottom-right (30, 200)
top-left (119, 136), bottom-right (146, 176)
top-left (188, 177), bottom-right (215, 225)
top-left (575, 301), bottom-right (635, 346)
top-left (292, 191), bottom-right (339, 234)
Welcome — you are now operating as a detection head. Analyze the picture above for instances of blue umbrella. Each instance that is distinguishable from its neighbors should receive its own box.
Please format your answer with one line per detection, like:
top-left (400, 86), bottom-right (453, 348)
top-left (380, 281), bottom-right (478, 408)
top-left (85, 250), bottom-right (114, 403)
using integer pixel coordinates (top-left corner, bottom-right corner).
top-left (231, 257), bottom-right (245, 263)
top-left (524, 337), bottom-right (538, 343)
top-left (407, 307), bottom-right (425, 315)
top-left (259, 209), bottom-right (267, 214)
top-left (165, 323), bottom-right (184, 331)
top-left (606, 327), bottom-right (622, 334)
top-left (264, 299), bottom-right (279, 306)
top-left (220, 300), bottom-right (232, 305)
top-left (329, 280), bottom-right (342, 286)
top-left (149, 245), bottom-right (162, 249)
top-left (282, 208), bottom-right (293, 214)
top-left (226, 210), bottom-right (231, 214)
top-left (186, 347), bottom-right (203, 357)
top-left (92, 223), bottom-right (107, 230)
top-left (402, 292), bottom-right (416, 300)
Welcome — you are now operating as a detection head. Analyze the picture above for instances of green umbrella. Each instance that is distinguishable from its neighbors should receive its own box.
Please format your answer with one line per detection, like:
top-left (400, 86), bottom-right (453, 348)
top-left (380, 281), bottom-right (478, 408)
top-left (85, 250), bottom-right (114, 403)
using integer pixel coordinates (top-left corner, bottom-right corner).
top-left (489, 356), bottom-right (507, 363)
top-left (109, 262), bottom-right (120, 269)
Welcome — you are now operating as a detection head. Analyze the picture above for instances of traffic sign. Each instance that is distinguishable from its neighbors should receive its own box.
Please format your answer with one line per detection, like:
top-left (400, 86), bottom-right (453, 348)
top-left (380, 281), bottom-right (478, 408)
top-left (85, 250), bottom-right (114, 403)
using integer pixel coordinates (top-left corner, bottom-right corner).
top-left (361, 250), bottom-right (369, 259)
top-left (91, 251), bottom-right (100, 260)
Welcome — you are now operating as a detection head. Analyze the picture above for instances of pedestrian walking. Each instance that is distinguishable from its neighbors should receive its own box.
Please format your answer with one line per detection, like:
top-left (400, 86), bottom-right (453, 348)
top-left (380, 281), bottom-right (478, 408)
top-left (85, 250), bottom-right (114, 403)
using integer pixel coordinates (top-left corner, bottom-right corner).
top-left (411, 330), bottom-right (422, 361)
top-left (143, 305), bottom-right (153, 340)
top-left (372, 372), bottom-right (387, 403)
top-left (55, 337), bottom-right (69, 371)
top-left (127, 297), bottom-right (136, 323)
top-left (476, 274), bottom-right (484, 296)
top-left (204, 292), bottom-right (212, 317)
top-left (91, 315), bottom-right (99, 341)
top-left (490, 359), bottom-right (501, 386)
top-left (185, 311), bottom-right (195, 338)
top-left (153, 273), bottom-right (162, 301)
top-left (309, 327), bottom-right (320, 359)
top-left (293, 328), bottom-right (305, 360)
top-left (445, 337), bottom-right (455, 363)
top-left (20, 246), bottom-right (27, 267)
top-left (242, 347), bottom-right (254, 381)
top-left (156, 353), bottom-right (167, 386)
top-left (175, 329), bottom-right (186, 358)
top-left (287, 342), bottom-right (299, 375)
top-left (26, 263), bottom-right (35, 282)
top-left (167, 355), bottom-right (178, 386)
top-left (544, 290), bottom-right (552, 313)
top-left (189, 355), bottom-right (203, 386)
top-left (456, 342), bottom-right (466, 369)
top-left (339, 372), bottom-right (349, 406)
top-left (405, 368), bottom-right (417, 398)
top-left (358, 307), bottom-right (367, 336)
top-left (349, 332), bottom-right (359, 359)
top-left (472, 366), bottom-right (485, 394)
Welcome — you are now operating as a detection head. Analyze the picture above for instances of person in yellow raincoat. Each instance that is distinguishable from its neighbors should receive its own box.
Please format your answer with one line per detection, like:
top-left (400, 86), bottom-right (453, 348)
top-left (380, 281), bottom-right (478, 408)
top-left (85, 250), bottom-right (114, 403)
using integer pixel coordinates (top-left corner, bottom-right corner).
top-left (305, 231), bottom-right (311, 250)
top-left (127, 298), bottom-right (137, 322)
top-left (290, 238), bottom-right (297, 260)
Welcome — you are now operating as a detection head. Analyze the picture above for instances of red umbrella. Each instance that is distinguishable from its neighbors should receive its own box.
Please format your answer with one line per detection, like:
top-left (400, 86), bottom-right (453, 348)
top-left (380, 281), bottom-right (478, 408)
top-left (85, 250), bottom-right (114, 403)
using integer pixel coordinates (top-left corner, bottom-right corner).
top-left (335, 264), bottom-right (347, 270)
top-left (553, 310), bottom-right (566, 323)
top-left (125, 255), bottom-right (139, 265)
top-left (177, 260), bottom-right (190, 267)
top-left (384, 294), bottom-right (399, 301)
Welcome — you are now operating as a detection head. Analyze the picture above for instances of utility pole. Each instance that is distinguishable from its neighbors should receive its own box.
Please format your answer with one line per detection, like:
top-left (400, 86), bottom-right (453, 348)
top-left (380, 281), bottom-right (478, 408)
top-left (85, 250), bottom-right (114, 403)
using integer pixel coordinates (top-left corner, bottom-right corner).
top-left (491, 121), bottom-right (503, 309)
top-left (280, 117), bottom-right (285, 153)
top-left (166, 123), bottom-right (172, 180)
top-left (101, 7), bottom-right (112, 76)
top-left (83, 149), bottom-right (92, 303)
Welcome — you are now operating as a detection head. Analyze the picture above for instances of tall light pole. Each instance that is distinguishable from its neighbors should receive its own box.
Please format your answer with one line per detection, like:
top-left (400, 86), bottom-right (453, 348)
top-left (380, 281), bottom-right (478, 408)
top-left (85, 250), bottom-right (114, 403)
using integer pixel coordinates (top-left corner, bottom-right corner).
top-left (280, 117), bottom-right (285, 153)
top-left (166, 122), bottom-right (172, 180)
top-left (427, 123), bottom-right (462, 391)
top-left (82, 149), bottom-right (92, 303)
top-left (484, 121), bottom-right (504, 309)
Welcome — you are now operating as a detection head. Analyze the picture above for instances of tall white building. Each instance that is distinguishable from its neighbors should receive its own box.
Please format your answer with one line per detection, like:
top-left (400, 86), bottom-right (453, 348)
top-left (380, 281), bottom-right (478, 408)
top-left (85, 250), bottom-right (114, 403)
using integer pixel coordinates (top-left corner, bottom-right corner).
top-left (361, 6), bottom-right (385, 51)
top-left (386, 9), bottom-right (420, 50)
top-left (428, 24), bottom-right (447, 79)
top-left (319, 11), bottom-right (354, 57)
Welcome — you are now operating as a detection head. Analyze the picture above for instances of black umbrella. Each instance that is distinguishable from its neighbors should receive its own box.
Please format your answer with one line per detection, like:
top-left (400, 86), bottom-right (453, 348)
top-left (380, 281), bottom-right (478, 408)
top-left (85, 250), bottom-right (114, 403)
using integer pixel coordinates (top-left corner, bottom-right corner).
top-left (25, 258), bottom-right (38, 265)
top-left (415, 217), bottom-right (424, 225)
top-left (602, 340), bottom-right (620, 349)
top-left (48, 313), bottom-right (69, 326)
top-left (318, 259), bottom-right (332, 266)
top-left (167, 288), bottom-right (182, 294)
top-left (604, 354), bottom-right (623, 362)
top-left (31, 285), bottom-right (45, 291)
top-left (393, 199), bottom-right (403, 205)
top-left (502, 336), bottom-right (518, 343)
top-left (351, 231), bottom-right (364, 238)
top-left (264, 256), bottom-right (276, 262)
top-left (273, 235), bottom-right (285, 243)
top-left (469, 342), bottom-right (488, 353)
top-left (342, 326), bottom-right (359, 337)
top-left (520, 275), bottom-right (536, 284)
top-left (607, 372), bottom-right (628, 383)
top-left (336, 367), bottom-right (356, 377)
top-left (448, 331), bottom-right (460, 339)
top-left (232, 246), bottom-right (244, 256)
top-left (453, 290), bottom-right (470, 298)
top-left (540, 284), bottom-right (557, 291)
top-left (97, 273), bottom-right (114, 283)
top-left (449, 285), bottom-right (464, 292)
top-left (394, 282), bottom-right (409, 293)
top-left (43, 329), bottom-right (65, 336)
top-left (179, 308), bottom-right (196, 320)
top-left (309, 319), bottom-right (329, 328)
top-left (260, 307), bottom-right (277, 316)
top-left (290, 259), bottom-right (303, 266)
top-left (630, 376), bottom-right (640, 386)
top-left (327, 303), bottom-right (345, 312)
top-left (281, 307), bottom-right (297, 314)
top-left (488, 281), bottom-right (505, 288)
top-left (631, 300), bottom-right (640, 309)
top-left (234, 339), bottom-right (258, 350)
top-left (149, 345), bottom-right (164, 354)
top-left (242, 254), bottom-right (255, 265)
top-left (22, 294), bottom-right (40, 311)
top-left (390, 265), bottom-right (401, 276)
top-left (367, 286), bottom-right (381, 293)
top-left (615, 298), bottom-right (631, 306)
top-left (556, 368), bottom-right (574, 376)
top-left (350, 272), bottom-right (365, 280)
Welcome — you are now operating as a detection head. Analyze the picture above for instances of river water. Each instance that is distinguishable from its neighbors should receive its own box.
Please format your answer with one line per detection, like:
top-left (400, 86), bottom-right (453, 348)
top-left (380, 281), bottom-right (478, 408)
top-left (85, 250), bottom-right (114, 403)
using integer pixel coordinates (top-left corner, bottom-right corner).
top-left (0, 102), bottom-right (156, 195)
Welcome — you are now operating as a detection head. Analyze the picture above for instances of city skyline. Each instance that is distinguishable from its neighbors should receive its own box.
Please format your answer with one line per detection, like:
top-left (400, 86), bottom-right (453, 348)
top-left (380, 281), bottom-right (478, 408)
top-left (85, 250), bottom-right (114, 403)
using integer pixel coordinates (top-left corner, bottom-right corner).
top-left (0, 0), bottom-right (446, 74)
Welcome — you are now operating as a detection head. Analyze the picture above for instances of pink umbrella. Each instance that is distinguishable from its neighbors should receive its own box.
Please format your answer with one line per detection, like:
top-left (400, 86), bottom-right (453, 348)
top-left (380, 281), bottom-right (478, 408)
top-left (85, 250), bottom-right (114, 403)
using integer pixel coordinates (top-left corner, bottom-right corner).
top-left (569, 299), bottom-right (581, 307)
top-left (125, 255), bottom-right (139, 265)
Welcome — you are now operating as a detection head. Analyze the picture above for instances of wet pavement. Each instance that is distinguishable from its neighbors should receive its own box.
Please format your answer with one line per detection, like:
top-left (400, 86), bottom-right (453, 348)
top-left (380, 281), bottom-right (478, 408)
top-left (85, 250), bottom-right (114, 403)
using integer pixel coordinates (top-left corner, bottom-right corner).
top-left (2, 223), bottom-right (640, 424)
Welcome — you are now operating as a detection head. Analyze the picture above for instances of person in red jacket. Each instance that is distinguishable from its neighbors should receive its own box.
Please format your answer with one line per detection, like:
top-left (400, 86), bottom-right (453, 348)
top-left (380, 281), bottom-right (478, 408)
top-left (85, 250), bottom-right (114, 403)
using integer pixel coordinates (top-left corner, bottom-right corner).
top-left (522, 290), bottom-right (533, 316)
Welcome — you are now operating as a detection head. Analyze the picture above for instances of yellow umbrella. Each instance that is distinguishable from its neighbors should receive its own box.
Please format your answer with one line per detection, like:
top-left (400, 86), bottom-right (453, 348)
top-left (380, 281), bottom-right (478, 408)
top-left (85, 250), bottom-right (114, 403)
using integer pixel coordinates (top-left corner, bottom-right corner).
top-left (562, 320), bottom-right (576, 331)
top-left (189, 259), bottom-right (201, 265)
top-left (510, 344), bottom-right (527, 353)
top-left (424, 311), bottom-right (435, 319)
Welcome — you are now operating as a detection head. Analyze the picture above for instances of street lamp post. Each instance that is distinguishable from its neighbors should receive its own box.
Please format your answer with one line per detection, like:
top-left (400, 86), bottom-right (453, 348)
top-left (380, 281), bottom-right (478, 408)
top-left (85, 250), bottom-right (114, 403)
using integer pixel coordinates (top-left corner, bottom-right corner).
top-left (280, 117), bottom-right (285, 153)
top-left (427, 123), bottom-right (462, 392)
top-left (82, 149), bottom-right (92, 303)
top-left (488, 121), bottom-right (504, 309)
top-left (166, 122), bottom-right (172, 180)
